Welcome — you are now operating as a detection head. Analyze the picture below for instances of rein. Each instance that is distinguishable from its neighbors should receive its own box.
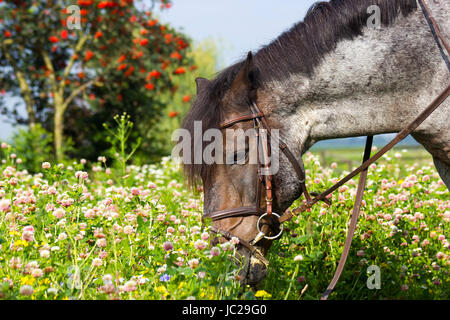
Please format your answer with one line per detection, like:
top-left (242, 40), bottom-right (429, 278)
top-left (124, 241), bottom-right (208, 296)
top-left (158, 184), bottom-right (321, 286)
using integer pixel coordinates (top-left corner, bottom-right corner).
top-left (205, 0), bottom-right (450, 298)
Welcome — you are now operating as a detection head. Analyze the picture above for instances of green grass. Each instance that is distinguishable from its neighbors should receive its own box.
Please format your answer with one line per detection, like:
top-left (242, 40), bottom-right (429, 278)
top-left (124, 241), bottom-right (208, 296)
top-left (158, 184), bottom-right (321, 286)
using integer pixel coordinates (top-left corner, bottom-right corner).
top-left (314, 147), bottom-right (432, 171)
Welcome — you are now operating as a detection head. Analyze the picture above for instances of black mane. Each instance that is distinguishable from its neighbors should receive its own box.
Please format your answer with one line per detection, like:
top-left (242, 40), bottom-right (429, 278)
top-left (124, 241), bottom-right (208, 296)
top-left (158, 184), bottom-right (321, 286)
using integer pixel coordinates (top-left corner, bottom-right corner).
top-left (182, 0), bottom-right (418, 187)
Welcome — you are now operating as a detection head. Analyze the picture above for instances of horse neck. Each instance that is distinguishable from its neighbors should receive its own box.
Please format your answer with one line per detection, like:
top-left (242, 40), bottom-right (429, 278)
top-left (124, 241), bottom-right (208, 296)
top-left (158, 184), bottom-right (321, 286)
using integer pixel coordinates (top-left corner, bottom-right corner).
top-left (260, 4), bottom-right (448, 153)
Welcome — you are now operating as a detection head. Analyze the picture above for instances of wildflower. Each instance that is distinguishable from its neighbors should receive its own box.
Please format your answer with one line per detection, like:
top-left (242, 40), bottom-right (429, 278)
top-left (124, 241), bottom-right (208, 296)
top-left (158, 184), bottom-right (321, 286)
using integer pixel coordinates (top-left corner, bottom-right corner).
top-left (9, 257), bottom-right (22, 269)
top-left (188, 258), bottom-right (199, 269)
top-left (163, 242), bottom-right (173, 251)
top-left (155, 285), bottom-right (168, 297)
top-left (79, 223), bottom-right (87, 230)
top-left (194, 240), bottom-right (207, 250)
top-left (47, 288), bottom-right (58, 295)
top-left (39, 249), bottom-right (50, 258)
top-left (157, 265), bottom-right (167, 274)
top-left (166, 227), bottom-right (175, 234)
top-left (75, 171), bottom-right (88, 180)
top-left (254, 290), bottom-right (272, 299)
top-left (19, 285), bottom-right (34, 296)
top-left (123, 225), bottom-right (134, 235)
top-left (220, 242), bottom-right (232, 251)
top-left (190, 226), bottom-right (200, 234)
top-left (92, 258), bottom-right (103, 267)
top-left (0, 199), bottom-right (11, 212)
top-left (436, 252), bottom-right (445, 259)
top-left (42, 162), bottom-right (51, 169)
top-left (210, 247), bottom-right (220, 257)
top-left (230, 237), bottom-right (240, 245)
top-left (96, 239), bottom-right (107, 248)
top-left (31, 268), bottom-right (43, 278)
top-left (130, 187), bottom-right (141, 196)
top-left (22, 226), bottom-right (35, 242)
top-left (294, 255), bottom-right (304, 262)
top-left (53, 208), bottom-right (65, 219)
top-left (123, 280), bottom-right (137, 292)
top-left (159, 274), bottom-right (171, 282)
top-left (201, 232), bottom-right (210, 241)
top-left (401, 284), bottom-right (408, 291)
top-left (58, 232), bottom-right (67, 241)
top-left (84, 209), bottom-right (95, 219)
top-left (102, 274), bottom-right (113, 285)
top-left (357, 250), bottom-right (365, 257)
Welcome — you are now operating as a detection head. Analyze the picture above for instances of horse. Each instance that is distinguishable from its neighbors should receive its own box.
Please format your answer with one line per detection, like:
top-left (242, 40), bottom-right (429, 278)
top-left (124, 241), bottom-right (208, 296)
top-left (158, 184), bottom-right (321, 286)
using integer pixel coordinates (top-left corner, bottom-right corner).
top-left (181, 0), bottom-right (449, 286)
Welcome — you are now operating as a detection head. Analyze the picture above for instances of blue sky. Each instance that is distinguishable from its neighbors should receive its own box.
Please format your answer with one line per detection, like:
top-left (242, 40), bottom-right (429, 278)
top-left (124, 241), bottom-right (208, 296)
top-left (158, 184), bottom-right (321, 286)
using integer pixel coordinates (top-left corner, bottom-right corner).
top-left (150, 0), bottom-right (316, 67)
top-left (0, 0), bottom-right (317, 140)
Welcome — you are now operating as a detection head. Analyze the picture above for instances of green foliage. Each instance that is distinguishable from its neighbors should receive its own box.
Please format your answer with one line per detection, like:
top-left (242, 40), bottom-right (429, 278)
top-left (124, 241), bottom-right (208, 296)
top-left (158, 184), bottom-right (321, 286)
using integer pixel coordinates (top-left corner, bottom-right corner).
top-left (0, 0), bottom-right (192, 160)
top-left (10, 124), bottom-right (54, 173)
top-left (103, 113), bottom-right (141, 176)
top-left (149, 39), bottom-right (221, 158)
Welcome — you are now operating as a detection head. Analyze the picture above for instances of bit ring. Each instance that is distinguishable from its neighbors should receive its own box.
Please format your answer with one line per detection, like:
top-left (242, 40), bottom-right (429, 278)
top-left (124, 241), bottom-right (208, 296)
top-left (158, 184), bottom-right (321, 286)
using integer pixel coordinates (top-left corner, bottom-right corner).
top-left (257, 212), bottom-right (284, 240)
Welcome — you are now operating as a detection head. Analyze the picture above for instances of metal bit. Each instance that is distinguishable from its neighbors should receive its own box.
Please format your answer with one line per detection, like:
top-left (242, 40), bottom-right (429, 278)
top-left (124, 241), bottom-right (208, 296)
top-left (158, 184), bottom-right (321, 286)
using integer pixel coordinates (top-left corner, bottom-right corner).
top-left (249, 231), bottom-right (266, 245)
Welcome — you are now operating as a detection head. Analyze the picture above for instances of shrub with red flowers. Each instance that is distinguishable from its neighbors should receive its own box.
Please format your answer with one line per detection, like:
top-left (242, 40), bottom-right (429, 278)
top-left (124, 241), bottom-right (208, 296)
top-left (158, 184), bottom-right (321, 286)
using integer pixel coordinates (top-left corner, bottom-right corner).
top-left (0, 0), bottom-right (193, 161)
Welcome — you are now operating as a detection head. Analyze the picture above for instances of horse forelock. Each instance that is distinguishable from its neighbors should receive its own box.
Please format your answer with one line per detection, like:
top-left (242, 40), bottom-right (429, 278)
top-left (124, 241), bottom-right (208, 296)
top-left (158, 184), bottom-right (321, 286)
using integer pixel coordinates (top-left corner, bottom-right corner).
top-left (181, 62), bottom-right (246, 189)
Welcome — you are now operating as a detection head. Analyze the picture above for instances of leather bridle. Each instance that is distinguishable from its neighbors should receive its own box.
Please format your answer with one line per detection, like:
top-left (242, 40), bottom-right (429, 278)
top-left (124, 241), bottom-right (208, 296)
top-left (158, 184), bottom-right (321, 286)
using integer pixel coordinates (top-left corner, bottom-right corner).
top-left (204, 100), bottom-right (332, 258)
top-left (203, 0), bottom-right (450, 298)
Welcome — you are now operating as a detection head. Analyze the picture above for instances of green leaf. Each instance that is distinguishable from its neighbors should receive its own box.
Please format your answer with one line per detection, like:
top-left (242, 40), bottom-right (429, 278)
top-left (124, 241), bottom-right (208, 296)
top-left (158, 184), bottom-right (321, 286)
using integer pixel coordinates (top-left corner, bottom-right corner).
top-left (293, 234), bottom-right (310, 244)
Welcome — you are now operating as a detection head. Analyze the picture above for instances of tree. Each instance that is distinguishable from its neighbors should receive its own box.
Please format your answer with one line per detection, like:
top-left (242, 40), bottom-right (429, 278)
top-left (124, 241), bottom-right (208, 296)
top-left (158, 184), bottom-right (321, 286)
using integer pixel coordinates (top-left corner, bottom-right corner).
top-left (149, 39), bottom-right (221, 158)
top-left (0, 0), bottom-right (193, 161)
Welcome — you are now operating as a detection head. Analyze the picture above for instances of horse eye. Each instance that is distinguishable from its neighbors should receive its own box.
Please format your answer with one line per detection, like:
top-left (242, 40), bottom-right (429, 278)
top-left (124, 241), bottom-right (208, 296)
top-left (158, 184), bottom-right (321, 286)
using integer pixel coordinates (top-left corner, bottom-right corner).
top-left (228, 149), bottom-right (248, 165)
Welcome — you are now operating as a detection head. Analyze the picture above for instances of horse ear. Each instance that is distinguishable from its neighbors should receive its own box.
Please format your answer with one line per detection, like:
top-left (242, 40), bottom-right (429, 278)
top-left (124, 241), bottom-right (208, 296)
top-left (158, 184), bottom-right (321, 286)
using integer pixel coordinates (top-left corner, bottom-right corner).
top-left (195, 77), bottom-right (210, 93)
top-left (231, 51), bottom-right (257, 97)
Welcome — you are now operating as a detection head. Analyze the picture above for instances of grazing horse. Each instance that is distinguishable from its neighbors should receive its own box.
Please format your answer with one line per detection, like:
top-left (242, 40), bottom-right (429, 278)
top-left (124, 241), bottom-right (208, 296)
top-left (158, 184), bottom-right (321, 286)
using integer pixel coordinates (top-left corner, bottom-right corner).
top-left (181, 0), bottom-right (449, 285)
